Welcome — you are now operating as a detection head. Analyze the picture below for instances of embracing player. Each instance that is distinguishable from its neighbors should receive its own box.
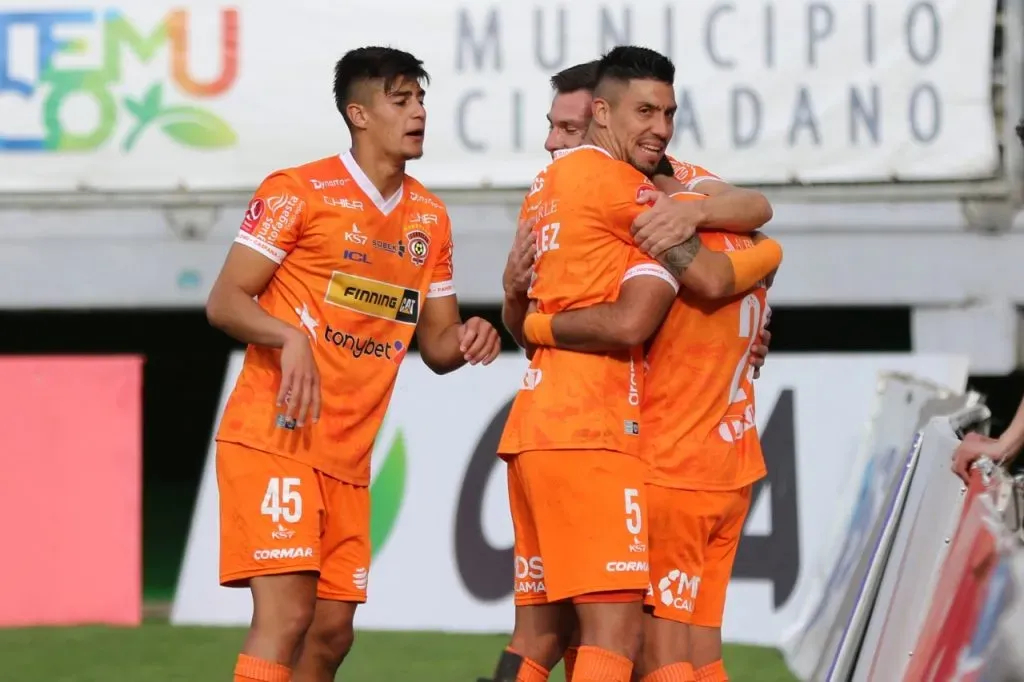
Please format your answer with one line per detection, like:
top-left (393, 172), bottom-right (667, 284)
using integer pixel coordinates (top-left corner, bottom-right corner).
top-left (485, 47), bottom-right (781, 682)
top-left (205, 47), bottom-right (500, 682)
top-left (511, 74), bottom-right (778, 682)
top-left (487, 60), bottom-right (775, 682)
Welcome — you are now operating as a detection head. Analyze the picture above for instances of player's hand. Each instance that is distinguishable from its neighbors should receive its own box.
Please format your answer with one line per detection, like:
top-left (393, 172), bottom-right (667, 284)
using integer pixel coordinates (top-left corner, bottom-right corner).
top-left (503, 218), bottom-right (537, 296)
top-left (276, 328), bottom-right (321, 427)
top-left (750, 306), bottom-right (772, 379)
top-left (951, 432), bottom-right (1007, 484)
top-left (457, 317), bottom-right (502, 366)
top-left (632, 191), bottom-right (705, 258)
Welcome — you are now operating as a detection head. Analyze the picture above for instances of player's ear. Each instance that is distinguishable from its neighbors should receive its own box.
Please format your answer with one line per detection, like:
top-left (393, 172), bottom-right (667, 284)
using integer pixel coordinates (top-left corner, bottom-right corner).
top-left (591, 97), bottom-right (611, 128)
top-left (346, 102), bottom-right (370, 131)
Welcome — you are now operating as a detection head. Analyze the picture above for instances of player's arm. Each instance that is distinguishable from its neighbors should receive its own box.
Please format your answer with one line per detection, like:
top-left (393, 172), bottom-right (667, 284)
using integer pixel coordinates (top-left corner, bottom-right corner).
top-left (206, 246), bottom-right (306, 348)
top-left (660, 228), bottom-right (783, 299)
top-left (606, 177), bottom-right (782, 301)
top-left (416, 218), bottom-right (501, 374)
top-left (648, 156), bottom-right (773, 234)
top-left (523, 267), bottom-right (677, 351)
top-left (206, 174), bottom-right (307, 348)
top-left (206, 173), bottom-right (321, 425)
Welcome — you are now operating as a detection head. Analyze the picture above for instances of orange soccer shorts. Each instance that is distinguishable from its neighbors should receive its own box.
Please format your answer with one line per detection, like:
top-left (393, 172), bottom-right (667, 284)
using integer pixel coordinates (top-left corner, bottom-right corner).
top-left (643, 484), bottom-right (752, 627)
top-left (216, 441), bottom-right (370, 602)
top-left (508, 449), bottom-right (650, 605)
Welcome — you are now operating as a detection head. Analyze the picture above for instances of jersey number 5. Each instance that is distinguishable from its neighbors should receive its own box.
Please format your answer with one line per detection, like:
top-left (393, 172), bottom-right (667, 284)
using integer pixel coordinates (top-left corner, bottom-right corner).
top-left (261, 477), bottom-right (303, 523)
top-left (624, 488), bottom-right (642, 534)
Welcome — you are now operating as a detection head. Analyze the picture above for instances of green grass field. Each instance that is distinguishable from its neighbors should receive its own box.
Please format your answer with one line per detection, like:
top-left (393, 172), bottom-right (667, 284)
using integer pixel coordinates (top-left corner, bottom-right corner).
top-left (0, 624), bottom-right (795, 681)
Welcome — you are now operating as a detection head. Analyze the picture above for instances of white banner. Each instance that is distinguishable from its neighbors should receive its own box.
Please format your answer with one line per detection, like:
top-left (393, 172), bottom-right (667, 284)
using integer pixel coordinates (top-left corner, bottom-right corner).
top-left (0, 0), bottom-right (998, 192)
top-left (782, 385), bottom-right (974, 675)
top-left (172, 352), bottom-right (968, 644)
top-left (854, 412), bottom-right (983, 681)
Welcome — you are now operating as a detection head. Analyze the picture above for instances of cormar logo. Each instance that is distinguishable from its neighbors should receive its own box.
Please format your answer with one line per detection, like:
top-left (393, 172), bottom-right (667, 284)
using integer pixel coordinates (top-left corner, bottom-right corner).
top-left (369, 420), bottom-right (407, 558)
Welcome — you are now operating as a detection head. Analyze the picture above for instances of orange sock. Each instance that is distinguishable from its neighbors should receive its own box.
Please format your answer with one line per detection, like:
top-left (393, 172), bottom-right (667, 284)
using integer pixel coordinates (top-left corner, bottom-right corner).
top-left (694, 660), bottom-right (728, 682)
top-left (640, 662), bottom-right (695, 682)
top-left (517, 655), bottom-right (550, 682)
top-left (234, 654), bottom-right (290, 682)
top-left (563, 646), bottom-right (579, 681)
top-left (573, 645), bottom-right (633, 681)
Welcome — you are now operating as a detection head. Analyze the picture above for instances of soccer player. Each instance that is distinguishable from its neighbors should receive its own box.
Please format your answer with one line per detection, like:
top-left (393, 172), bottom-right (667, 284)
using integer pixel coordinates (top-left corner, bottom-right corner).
top-left (490, 47), bottom-right (782, 682)
top-left (495, 60), bottom-right (774, 682)
top-left (517, 129), bottom-right (777, 682)
top-left (204, 47), bottom-right (500, 682)
top-left (522, 225), bottom-right (772, 682)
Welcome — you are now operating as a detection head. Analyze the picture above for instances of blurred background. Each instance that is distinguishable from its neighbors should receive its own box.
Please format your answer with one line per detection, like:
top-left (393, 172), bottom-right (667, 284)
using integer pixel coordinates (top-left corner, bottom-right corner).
top-left (2, 0), bottom-right (1024, 680)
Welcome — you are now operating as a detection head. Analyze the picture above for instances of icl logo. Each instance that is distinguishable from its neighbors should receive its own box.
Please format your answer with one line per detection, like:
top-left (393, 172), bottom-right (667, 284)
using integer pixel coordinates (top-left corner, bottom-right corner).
top-left (0, 7), bottom-right (238, 152)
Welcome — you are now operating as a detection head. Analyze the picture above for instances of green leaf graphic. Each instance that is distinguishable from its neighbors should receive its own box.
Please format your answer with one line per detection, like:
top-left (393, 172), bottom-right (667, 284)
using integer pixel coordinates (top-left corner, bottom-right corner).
top-left (122, 83), bottom-right (165, 152)
top-left (141, 83), bottom-right (163, 118)
top-left (124, 97), bottom-right (145, 120)
top-left (369, 429), bottom-right (407, 557)
top-left (158, 106), bottom-right (237, 149)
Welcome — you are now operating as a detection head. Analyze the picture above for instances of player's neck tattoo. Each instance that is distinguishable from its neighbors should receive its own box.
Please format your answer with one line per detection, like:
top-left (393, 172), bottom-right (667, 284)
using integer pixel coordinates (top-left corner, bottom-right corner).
top-left (661, 235), bottom-right (701, 278)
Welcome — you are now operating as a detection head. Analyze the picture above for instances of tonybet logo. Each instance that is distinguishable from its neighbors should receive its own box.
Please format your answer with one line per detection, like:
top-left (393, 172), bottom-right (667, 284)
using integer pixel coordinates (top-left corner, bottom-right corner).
top-left (0, 8), bottom-right (238, 152)
top-left (369, 422), bottom-right (407, 558)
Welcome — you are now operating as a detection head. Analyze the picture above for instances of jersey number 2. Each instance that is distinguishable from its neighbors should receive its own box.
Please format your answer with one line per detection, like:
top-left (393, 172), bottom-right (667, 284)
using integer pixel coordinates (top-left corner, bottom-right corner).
top-left (720, 293), bottom-right (764, 443)
top-left (261, 477), bottom-right (303, 523)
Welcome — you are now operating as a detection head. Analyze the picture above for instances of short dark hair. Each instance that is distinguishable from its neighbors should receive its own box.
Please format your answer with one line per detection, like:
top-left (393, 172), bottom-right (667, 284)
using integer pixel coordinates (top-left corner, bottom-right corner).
top-left (333, 46), bottom-right (430, 125)
top-left (594, 46), bottom-right (675, 95)
top-left (550, 60), bottom-right (600, 94)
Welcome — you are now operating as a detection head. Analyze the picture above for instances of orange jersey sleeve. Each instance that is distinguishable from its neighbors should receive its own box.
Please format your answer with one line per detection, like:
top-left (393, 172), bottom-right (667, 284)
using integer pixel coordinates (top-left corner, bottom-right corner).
top-left (498, 147), bottom-right (661, 458)
top-left (665, 156), bottom-right (722, 193)
top-left (217, 154), bottom-right (453, 485)
top-left (234, 172), bottom-right (309, 263)
top-left (423, 210), bottom-right (455, 299)
top-left (642, 230), bottom-right (768, 491)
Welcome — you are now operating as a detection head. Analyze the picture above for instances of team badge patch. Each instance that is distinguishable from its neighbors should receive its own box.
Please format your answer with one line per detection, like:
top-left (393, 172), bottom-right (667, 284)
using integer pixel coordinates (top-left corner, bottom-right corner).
top-left (406, 228), bottom-right (430, 267)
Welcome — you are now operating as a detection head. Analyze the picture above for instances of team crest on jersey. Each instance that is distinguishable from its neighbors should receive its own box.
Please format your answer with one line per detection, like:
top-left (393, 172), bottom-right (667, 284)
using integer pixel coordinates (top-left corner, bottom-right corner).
top-left (405, 228), bottom-right (430, 267)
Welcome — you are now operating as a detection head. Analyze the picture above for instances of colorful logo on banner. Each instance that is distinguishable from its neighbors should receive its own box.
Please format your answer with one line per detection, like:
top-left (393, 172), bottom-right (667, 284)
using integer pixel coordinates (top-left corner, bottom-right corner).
top-left (0, 8), bottom-right (238, 152)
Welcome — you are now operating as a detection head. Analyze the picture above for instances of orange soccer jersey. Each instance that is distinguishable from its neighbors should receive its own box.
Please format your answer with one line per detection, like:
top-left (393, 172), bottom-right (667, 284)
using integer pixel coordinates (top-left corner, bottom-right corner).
top-left (497, 145), bottom-right (677, 458)
top-left (643, 230), bottom-right (769, 490)
top-left (666, 156), bottom-right (722, 192)
top-left (216, 151), bottom-right (454, 485)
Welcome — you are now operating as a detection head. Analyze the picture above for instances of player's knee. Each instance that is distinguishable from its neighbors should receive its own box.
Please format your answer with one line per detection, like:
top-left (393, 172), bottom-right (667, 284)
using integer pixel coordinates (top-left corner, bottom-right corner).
top-left (577, 601), bottom-right (644, 660)
top-left (251, 600), bottom-right (316, 652)
top-left (305, 611), bottom-right (356, 666)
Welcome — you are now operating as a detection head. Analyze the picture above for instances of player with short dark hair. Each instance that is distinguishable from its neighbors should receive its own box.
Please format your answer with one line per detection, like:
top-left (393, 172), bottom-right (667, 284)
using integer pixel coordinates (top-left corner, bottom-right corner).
top-left (207, 46), bottom-right (500, 682)
top-left (483, 46), bottom-right (781, 682)
top-left (490, 51), bottom-right (777, 682)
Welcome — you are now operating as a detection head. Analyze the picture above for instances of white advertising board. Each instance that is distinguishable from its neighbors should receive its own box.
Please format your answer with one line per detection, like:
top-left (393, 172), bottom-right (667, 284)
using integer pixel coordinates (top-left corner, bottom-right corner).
top-left (172, 352), bottom-right (968, 645)
top-left (0, 0), bottom-right (998, 192)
